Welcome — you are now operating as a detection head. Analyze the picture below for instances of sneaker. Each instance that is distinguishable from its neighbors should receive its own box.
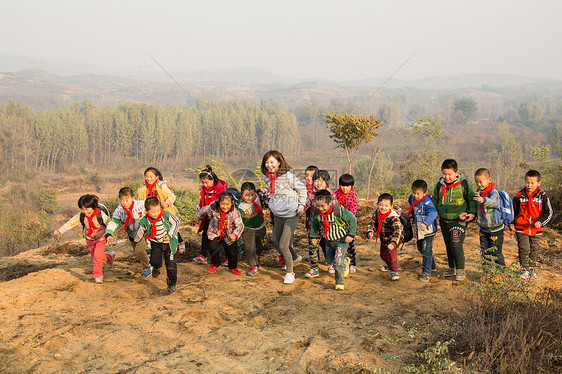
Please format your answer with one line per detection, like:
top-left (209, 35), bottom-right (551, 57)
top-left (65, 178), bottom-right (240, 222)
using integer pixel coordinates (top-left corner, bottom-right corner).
top-left (335, 284), bottom-right (345, 290)
top-left (390, 271), bottom-right (399, 281)
top-left (208, 265), bottom-right (220, 274)
top-left (106, 252), bottom-right (116, 268)
top-left (229, 267), bottom-right (242, 276)
top-left (419, 274), bottom-right (430, 282)
top-left (178, 242), bottom-right (186, 254)
top-left (455, 269), bottom-right (466, 281)
top-left (152, 267), bottom-right (160, 278)
top-left (167, 285), bottom-right (176, 293)
top-left (94, 276), bottom-right (103, 284)
top-left (443, 268), bottom-right (456, 277)
top-left (518, 269), bottom-right (529, 278)
top-left (222, 259), bottom-right (229, 267)
top-left (142, 266), bottom-right (153, 277)
top-left (380, 264), bottom-right (390, 272)
top-left (327, 265), bottom-right (335, 274)
top-left (349, 266), bottom-right (357, 274)
top-left (193, 255), bottom-right (207, 264)
top-left (283, 272), bottom-right (295, 284)
top-left (305, 268), bottom-right (320, 278)
top-left (247, 267), bottom-right (259, 276)
top-left (282, 264), bottom-right (287, 271)
top-left (344, 257), bottom-right (351, 278)
top-left (277, 256), bottom-right (285, 267)
top-left (293, 254), bottom-right (303, 264)
top-left (528, 268), bottom-right (536, 277)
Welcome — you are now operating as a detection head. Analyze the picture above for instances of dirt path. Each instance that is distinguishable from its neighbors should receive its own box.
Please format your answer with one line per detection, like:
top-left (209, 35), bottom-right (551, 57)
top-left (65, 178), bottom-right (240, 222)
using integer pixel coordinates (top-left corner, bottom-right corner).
top-left (1, 218), bottom-right (561, 373)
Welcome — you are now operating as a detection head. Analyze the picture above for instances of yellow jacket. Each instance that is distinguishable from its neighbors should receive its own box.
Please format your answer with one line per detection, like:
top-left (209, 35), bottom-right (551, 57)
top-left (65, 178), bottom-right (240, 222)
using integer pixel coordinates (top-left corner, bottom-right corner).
top-left (138, 180), bottom-right (178, 215)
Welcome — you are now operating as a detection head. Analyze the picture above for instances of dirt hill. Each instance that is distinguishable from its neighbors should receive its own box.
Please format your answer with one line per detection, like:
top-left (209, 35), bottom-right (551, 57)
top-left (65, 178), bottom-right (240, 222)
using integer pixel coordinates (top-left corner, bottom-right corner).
top-left (1, 202), bottom-right (561, 373)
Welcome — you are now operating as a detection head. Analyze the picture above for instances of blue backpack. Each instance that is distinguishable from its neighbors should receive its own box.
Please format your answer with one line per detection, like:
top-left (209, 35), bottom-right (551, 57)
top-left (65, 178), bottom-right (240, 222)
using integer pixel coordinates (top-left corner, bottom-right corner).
top-left (495, 188), bottom-right (514, 225)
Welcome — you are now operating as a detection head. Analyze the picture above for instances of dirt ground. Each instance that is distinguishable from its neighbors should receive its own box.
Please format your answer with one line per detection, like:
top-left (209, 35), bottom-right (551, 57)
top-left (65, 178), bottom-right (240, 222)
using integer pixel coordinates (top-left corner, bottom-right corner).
top-left (1, 201), bottom-right (561, 373)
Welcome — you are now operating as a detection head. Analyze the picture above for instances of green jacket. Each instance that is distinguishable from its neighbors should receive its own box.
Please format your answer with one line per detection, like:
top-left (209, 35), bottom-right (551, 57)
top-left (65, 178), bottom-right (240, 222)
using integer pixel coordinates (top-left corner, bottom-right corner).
top-left (310, 204), bottom-right (357, 241)
top-left (136, 210), bottom-right (180, 254)
top-left (432, 173), bottom-right (477, 222)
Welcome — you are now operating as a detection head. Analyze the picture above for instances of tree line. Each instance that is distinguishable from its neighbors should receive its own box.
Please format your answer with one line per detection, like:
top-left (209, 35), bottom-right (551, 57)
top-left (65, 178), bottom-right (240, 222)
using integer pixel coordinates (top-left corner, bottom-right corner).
top-left (0, 99), bottom-right (299, 171)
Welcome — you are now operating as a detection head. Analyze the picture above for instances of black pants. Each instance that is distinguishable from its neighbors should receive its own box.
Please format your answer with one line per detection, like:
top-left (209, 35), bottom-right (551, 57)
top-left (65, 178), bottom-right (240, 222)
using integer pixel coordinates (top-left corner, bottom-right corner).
top-left (149, 241), bottom-right (177, 286)
top-left (479, 228), bottom-right (505, 267)
top-left (209, 237), bottom-right (238, 269)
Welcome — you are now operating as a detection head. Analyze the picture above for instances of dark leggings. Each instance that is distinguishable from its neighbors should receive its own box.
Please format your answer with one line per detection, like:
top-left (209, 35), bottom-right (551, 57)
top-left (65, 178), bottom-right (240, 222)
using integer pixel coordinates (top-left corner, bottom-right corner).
top-left (149, 241), bottom-right (177, 286)
top-left (209, 237), bottom-right (239, 269)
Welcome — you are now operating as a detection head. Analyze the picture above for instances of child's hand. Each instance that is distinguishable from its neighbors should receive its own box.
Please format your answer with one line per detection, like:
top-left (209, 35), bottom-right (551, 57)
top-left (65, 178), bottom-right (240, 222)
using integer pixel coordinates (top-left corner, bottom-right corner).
top-left (297, 207), bottom-right (304, 217)
top-left (465, 213), bottom-right (475, 222)
top-left (534, 221), bottom-right (542, 228)
top-left (388, 243), bottom-right (396, 250)
top-left (419, 223), bottom-right (428, 231)
top-left (473, 194), bottom-right (483, 203)
top-left (52, 230), bottom-right (60, 237)
top-left (229, 234), bottom-right (237, 242)
top-left (509, 224), bottom-right (515, 231)
top-left (344, 236), bottom-right (353, 243)
top-left (163, 235), bottom-right (170, 242)
top-left (458, 212), bottom-right (467, 221)
top-left (367, 232), bottom-right (374, 239)
top-left (161, 201), bottom-right (170, 209)
top-left (311, 238), bottom-right (318, 246)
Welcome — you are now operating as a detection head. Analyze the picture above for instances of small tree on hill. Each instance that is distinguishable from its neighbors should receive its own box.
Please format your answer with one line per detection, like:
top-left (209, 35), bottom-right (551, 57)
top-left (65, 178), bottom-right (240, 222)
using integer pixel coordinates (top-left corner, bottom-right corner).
top-left (324, 112), bottom-right (382, 174)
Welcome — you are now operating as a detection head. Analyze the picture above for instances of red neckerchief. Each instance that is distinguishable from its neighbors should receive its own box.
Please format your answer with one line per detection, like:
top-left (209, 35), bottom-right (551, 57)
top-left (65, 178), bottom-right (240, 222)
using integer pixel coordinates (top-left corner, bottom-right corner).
top-left (123, 201), bottom-right (135, 232)
top-left (478, 183), bottom-right (495, 215)
top-left (145, 209), bottom-right (165, 239)
top-left (253, 197), bottom-right (264, 217)
top-left (266, 172), bottom-right (277, 197)
top-left (440, 177), bottom-right (462, 202)
top-left (145, 180), bottom-right (158, 198)
top-left (526, 187), bottom-right (539, 218)
top-left (306, 184), bottom-right (314, 192)
top-left (408, 194), bottom-right (427, 216)
top-left (376, 210), bottom-right (391, 242)
top-left (219, 208), bottom-right (228, 238)
top-left (337, 187), bottom-right (354, 205)
top-left (86, 208), bottom-right (101, 236)
top-left (201, 184), bottom-right (215, 206)
top-left (318, 205), bottom-right (334, 237)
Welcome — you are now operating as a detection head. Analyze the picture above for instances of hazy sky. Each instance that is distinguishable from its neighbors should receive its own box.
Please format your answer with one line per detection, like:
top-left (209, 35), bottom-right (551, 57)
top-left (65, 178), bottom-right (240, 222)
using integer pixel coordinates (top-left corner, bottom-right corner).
top-left (1, 0), bottom-right (561, 81)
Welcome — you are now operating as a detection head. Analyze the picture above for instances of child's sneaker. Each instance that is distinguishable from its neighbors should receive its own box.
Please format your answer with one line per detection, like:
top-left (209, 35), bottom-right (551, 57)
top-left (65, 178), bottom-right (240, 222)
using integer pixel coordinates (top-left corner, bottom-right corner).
top-left (94, 276), bottom-right (103, 284)
top-left (283, 272), bottom-right (295, 284)
top-left (247, 267), bottom-right (259, 276)
top-left (455, 269), bottom-right (466, 281)
top-left (327, 265), bottom-right (335, 274)
top-left (380, 264), bottom-right (390, 272)
top-left (193, 255), bottom-right (207, 264)
top-left (222, 259), bottom-right (229, 267)
top-left (349, 266), bottom-right (357, 274)
top-left (305, 268), bottom-right (319, 278)
top-left (528, 268), bottom-right (536, 277)
top-left (419, 274), bottom-right (430, 282)
top-left (106, 252), bottom-right (116, 268)
top-left (229, 267), bottom-right (242, 276)
top-left (178, 242), bottom-right (186, 254)
top-left (343, 257), bottom-right (351, 278)
top-left (335, 284), bottom-right (345, 290)
top-left (443, 268), bottom-right (456, 277)
top-left (293, 254), bottom-right (303, 264)
top-left (142, 266), bottom-right (153, 277)
top-left (390, 271), bottom-right (399, 281)
top-left (152, 268), bottom-right (160, 278)
top-left (518, 269), bottom-right (529, 278)
top-left (167, 285), bottom-right (177, 293)
top-left (277, 256), bottom-right (285, 267)
top-left (208, 265), bottom-right (220, 274)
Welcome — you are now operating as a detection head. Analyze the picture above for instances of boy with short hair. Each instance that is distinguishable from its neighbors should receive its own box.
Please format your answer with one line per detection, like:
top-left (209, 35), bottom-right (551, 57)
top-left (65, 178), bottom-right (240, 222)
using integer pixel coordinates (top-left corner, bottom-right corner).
top-left (134, 197), bottom-right (180, 293)
top-left (105, 187), bottom-right (152, 277)
top-left (335, 173), bottom-right (359, 273)
top-left (473, 168), bottom-right (507, 269)
top-left (408, 180), bottom-right (438, 282)
top-left (510, 170), bottom-right (553, 277)
top-left (432, 159), bottom-right (477, 281)
top-left (366, 193), bottom-right (404, 281)
top-left (309, 190), bottom-right (357, 290)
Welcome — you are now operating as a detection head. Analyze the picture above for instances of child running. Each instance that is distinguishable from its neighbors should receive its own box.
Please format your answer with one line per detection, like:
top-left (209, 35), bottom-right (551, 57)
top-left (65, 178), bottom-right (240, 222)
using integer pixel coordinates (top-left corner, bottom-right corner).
top-left (138, 167), bottom-right (186, 253)
top-left (408, 180), bottom-right (438, 282)
top-left (262, 150), bottom-right (307, 284)
top-left (134, 197), bottom-right (180, 293)
top-left (473, 168), bottom-right (508, 269)
top-left (335, 173), bottom-right (359, 274)
top-left (366, 193), bottom-right (404, 281)
top-left (52, 194), bottom-right (115, 283)
top-left (310, 190), bottom-right (357, 290)
top-left (237, 182), bottom-right (266, 276)
top-left (194, 166), bottom-right (228, 264)
top-left (196, 191), bottom-right (245, 275)
top-left (432, 159), bottom-right (477, 281)
top-left (510, 170), bottom-right (553, 277)
top-left (104, 187), bottom-right (152, 277)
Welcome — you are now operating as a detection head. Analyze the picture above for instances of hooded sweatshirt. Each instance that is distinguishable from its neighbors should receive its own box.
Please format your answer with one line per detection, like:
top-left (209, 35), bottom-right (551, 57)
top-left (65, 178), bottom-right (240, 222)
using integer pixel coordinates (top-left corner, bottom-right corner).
top-left (263, 171), bottom-right (307, 218)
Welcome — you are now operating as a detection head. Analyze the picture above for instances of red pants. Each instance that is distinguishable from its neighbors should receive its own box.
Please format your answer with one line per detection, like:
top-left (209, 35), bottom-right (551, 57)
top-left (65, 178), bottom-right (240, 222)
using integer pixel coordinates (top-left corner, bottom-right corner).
top-left (86, 238), bottom-right (111, 278)
top-left (380, 241), bottom-right (401, 272)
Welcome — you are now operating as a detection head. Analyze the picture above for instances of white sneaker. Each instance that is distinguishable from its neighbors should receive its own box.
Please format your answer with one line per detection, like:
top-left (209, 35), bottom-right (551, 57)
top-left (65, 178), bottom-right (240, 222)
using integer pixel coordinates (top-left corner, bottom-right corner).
top-left (283, 272), bottom-right (295, 284)
top-left (293, 255), bottom-right (303, 264)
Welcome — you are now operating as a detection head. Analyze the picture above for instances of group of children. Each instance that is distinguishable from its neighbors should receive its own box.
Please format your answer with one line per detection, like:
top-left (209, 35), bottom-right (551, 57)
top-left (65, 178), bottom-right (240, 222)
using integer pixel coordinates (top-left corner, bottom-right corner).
top-left (53, 152), bottom-right (554, 292)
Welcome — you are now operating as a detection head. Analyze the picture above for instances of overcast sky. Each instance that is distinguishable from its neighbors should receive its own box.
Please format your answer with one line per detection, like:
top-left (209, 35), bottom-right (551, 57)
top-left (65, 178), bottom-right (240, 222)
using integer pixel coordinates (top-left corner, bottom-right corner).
top-left (1, 0), bottom-right (560, 81)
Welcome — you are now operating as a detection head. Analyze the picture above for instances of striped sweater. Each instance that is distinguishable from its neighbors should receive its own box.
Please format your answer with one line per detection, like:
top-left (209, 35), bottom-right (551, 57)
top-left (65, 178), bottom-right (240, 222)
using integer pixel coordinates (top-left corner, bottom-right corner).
top-left (105, 200), bottom-right (145, 238)
top-left (310, 204), bottom-right (357, 241)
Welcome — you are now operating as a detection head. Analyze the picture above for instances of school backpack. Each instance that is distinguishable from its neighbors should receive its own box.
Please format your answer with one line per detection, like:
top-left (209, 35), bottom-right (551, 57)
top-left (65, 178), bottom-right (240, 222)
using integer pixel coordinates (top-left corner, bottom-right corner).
top-left (313, 204), bottom-right (347, 228)
top-left (79, 203), bottom-right (110, 229)
top-left (398, 212), bottom-right (414, 244)
top-left (494, 188), bottom-right (515, 225)
top-left (226, 187), bottom-right (241, 202)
